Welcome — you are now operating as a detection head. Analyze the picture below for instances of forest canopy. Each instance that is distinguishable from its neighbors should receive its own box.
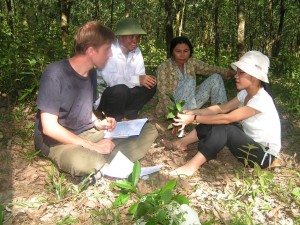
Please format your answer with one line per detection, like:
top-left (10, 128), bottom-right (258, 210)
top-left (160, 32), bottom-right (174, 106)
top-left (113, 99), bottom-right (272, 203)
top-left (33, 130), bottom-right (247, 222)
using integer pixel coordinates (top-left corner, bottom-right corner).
top-left (0, 0), bottom-right (299, 116)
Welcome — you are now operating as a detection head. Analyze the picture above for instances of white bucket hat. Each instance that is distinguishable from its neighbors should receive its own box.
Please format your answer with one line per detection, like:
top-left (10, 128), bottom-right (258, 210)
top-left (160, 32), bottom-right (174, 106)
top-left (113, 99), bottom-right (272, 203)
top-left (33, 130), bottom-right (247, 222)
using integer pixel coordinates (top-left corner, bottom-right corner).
top-left (231, 51), bottom-right (270, 83)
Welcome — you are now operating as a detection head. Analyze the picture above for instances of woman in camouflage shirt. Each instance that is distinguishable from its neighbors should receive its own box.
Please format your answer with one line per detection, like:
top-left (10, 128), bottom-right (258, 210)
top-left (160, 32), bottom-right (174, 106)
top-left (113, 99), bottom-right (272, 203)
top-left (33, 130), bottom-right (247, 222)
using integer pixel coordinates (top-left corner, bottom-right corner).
top-left (156, 36), bottom-right (235, 117)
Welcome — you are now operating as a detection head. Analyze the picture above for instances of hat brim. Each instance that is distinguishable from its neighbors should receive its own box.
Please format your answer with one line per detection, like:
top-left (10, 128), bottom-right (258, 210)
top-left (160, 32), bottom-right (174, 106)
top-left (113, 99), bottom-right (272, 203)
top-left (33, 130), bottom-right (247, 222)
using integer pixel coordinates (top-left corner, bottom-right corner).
top-left (115, 29), bottom-right (147, 36)
top-left (231, 61), bottom-right (269, 83)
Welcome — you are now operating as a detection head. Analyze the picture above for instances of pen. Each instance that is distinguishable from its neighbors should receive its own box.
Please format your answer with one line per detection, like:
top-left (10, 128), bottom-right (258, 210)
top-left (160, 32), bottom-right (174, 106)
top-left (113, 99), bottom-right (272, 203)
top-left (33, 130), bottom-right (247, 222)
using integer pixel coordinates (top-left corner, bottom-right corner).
top-left (102, 111), bottom-right (109, 130)
top-left (102, 111), bottom-right (108, 121)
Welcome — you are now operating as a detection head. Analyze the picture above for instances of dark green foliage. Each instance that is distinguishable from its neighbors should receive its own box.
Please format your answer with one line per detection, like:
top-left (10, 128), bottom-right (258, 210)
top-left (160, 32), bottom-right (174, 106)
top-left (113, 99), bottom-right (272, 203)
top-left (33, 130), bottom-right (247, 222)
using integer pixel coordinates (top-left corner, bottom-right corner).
top-left (165, 93), bottom-right (185, 132)
top-left (270, 55), bottom-right (300, 117)
top-left (0, 0), bottom-right (299, 119)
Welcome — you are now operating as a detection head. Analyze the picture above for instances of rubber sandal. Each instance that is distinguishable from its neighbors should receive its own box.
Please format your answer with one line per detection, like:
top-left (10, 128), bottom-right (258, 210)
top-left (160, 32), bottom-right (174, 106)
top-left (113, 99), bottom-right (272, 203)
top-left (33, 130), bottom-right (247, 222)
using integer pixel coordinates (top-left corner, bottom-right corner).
top-left (79, 169), bottom-right (102, 190)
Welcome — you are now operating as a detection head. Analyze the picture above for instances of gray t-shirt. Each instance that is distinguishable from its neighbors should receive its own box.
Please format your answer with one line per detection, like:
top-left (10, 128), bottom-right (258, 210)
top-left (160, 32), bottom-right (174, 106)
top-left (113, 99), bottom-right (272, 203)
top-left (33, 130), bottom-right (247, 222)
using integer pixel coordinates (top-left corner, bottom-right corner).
top-left (34, 59), bottom-right (97, 154)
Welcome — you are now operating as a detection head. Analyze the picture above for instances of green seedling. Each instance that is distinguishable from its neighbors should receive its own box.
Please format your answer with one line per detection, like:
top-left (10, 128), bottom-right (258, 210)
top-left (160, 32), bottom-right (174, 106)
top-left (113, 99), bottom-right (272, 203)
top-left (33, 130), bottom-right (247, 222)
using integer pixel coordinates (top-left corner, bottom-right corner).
top-left (110, 161), bottom-right (140, 208)
top-left (110, 161), bottom-right (193, 224)
top-left (166, 93), bottom-right (186, 137)
top-left (90, 208), bottom-right (122, 225)
top-left (129, 179), bottom-right (190, 224)
top-left (57, 215), bottom-right (79, 225)
top-left (0, 203), bottom-right (3, 225)
top-left (44, 163), bottom-right (72, 200)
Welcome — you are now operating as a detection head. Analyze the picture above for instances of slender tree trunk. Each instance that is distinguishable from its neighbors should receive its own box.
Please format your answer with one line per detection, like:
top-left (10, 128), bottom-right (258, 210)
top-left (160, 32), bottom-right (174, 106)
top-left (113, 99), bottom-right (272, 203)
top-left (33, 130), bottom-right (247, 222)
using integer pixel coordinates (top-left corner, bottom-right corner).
top-left (297, 32), bottom-right (300, 56)
top-left (125, 0), bottom-right (134, 17)
top-left (175, 0), bottom-right (186, 36)
top-left (271, 0), bottom-right (285, 57)
top-left (60, 0), bottom-right (72, 48)
top-left (214, 0), bottom-right (221, 64)
top-left (5, 0), bottom-right (14, 37)
top-left (164, 0), bottom-right (174, 58)
top-left (94, 0), bottom-right (100, 20)
top-left (266, 0), bottom-right (273, 55)
top-left (237, 0), bottom-right (245, 58)
top-left (156, 4), bottom-right (162, 41)
top-left (248, 2), bottom-right (253, 50)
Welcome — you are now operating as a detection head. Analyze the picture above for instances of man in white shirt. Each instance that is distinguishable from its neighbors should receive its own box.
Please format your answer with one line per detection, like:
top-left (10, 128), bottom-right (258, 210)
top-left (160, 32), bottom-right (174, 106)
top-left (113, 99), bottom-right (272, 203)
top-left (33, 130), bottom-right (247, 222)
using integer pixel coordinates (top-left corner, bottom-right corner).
top-left (95, 17), bottom-right (157, 121)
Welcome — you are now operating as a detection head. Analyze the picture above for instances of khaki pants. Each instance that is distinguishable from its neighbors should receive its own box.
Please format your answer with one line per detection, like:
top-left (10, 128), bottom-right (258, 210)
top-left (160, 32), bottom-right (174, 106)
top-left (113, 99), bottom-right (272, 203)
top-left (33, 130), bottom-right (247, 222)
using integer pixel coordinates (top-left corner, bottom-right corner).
top-left (47, 123), bottom-right (158, 177)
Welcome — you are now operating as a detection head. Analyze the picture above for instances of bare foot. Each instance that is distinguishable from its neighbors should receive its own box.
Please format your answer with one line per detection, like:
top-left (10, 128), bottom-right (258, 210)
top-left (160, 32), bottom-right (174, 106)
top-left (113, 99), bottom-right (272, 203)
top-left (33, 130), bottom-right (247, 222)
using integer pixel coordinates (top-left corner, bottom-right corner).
top-left (170, 152), bottom-right (206, 177)
top-left (160, 139), bottom-right (187, 151)
top-left (169, 165), bottom-right (198, 177)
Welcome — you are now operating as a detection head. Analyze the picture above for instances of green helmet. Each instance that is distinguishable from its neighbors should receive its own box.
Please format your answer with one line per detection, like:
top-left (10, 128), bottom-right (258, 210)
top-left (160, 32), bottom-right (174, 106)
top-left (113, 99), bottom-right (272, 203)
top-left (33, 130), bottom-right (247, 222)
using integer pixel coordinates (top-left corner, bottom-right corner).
top-left (114, 17), bottom-right (147, 36)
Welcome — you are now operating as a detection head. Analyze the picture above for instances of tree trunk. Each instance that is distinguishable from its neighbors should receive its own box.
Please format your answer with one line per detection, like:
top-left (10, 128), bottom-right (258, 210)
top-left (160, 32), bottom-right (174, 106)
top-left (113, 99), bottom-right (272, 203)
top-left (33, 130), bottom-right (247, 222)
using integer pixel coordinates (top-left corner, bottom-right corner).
top-left (5, 0), bottom-right (14, 37)
top-left (271, 0), bottom-right (285, 57)
top-left (237, 0), bottom-right (245, 58)
top-left (266, 0), bottom-right (273, 55)
top-left (60, 0), bottom-right (72, 48)
top-left (94, 0), bottom-right (100, 20)
top-left (214, 0), bottom-right (221, 64)
top-left (175, 0), bottom-right (186, 36)
top-left (297, 32), bottom-right (300, 56)
top-left (125, 0), bottom-right (134, 17)
top-left (164, 0), bottom-right (174, 58)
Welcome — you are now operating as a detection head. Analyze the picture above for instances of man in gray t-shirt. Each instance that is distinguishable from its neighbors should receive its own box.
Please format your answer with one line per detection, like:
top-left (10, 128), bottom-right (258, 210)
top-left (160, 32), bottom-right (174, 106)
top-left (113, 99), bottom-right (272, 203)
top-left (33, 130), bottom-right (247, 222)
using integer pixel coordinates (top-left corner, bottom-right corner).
top-left (34, 21), bottom-right (158, 178)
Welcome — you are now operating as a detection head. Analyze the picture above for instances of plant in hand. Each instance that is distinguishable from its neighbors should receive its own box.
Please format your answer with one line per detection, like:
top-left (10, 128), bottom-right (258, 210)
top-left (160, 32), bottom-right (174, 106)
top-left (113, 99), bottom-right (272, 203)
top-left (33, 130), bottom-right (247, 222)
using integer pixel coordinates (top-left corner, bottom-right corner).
top-left (166, 93), bottom-right (186, 137)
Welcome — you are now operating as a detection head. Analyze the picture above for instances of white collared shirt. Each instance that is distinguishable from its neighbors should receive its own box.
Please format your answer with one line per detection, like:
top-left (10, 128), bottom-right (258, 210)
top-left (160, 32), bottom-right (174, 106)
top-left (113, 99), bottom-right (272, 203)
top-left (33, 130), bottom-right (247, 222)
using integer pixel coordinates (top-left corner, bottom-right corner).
top-left (94, 40), bottom-right (146, 109)
top-left (98, 40), bottom-right (145, 88)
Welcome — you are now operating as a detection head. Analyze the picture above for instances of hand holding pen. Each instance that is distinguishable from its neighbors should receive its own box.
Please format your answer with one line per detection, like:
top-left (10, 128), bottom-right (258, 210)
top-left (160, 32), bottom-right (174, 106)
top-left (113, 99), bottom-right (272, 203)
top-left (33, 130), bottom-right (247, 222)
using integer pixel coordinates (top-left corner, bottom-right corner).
top-left (94, 112), bottom-right (116, 131)
top-left (101, 111), bottom-right (116, 131)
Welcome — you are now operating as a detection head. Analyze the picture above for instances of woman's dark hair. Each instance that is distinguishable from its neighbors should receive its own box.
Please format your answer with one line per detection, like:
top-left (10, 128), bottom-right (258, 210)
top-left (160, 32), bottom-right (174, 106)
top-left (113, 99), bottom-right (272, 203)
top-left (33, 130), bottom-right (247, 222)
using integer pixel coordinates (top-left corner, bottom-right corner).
top-left (169, 36), bottom-right (193, 58)
top-left (262, 82), bottom-right (273, 98)
top-left (262, 81), bottom-right (279, 109)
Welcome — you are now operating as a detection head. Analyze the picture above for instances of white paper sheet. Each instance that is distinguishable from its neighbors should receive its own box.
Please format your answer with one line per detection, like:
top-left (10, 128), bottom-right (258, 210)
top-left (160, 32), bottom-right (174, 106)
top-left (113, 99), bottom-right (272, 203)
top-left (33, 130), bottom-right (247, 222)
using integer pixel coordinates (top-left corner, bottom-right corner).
top-left (104, 118), bottom-right (148, 139)
top-left (100, 151), bottom-right (161, 179)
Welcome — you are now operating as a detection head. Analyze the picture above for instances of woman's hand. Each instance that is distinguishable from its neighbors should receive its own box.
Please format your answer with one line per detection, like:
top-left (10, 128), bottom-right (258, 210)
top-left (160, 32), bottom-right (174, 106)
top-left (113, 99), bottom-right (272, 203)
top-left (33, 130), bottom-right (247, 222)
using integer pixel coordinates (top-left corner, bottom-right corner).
top-left (173, 113), bottom-right (195, 126)
top-left (182, 109), bottom-right (194, 115)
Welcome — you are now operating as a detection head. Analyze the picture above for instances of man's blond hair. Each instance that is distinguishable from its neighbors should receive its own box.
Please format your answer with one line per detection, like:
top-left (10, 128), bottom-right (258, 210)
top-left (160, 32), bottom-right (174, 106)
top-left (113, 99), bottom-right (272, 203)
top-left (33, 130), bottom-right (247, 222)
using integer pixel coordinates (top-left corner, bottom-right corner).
top-left (74, 21), bottom-right (115, 55)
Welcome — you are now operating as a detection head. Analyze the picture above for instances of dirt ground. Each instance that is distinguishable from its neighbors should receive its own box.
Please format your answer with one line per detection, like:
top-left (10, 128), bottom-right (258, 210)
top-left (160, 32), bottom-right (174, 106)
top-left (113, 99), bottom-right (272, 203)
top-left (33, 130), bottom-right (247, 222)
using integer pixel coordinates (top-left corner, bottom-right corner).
top-left (0, 98), bottom-right (299, 225)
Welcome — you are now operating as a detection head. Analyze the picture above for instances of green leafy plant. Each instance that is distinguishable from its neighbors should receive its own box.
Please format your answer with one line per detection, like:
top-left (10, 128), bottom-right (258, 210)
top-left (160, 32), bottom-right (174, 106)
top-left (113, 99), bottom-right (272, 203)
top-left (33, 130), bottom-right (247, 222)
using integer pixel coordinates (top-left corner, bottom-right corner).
top-left (166, 93), bottom-right (185, 123)
top-left (110, 161), bottom-right (193, 224)
top-left (110, 161), bottom-right (141, 208)
top-left (57, 215), bottom-right (79, 225)
top-left (21, 150), bottom-right (41, 161)
top-left (165, 93), bottom-right (186, 137)
top-left (292, 187), bottom-right (300, 198)
top-left (90, 208), bottom-right (122, 225)
top-left (0, 203), bottom-right (3, 225)
top-left (76, 173), bottom-right (95, 194)
top-left (44, 164), bottom-right (72, 200)
top-left (129, 179), bottom-right (190, 224)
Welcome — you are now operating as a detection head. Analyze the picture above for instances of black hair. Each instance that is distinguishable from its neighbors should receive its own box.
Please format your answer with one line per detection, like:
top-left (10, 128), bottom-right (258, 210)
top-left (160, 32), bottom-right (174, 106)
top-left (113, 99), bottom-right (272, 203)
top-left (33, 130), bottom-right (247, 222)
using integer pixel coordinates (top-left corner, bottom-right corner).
top-left (169, 36), bottom-right (193, 58)
top-left (262, 82), bottom-right (279, 110)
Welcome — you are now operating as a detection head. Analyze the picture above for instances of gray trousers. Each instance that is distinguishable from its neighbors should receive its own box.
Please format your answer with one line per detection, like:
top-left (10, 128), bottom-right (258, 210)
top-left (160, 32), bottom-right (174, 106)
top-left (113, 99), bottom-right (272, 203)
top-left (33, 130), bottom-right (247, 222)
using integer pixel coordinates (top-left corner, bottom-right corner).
top-left (47, 123), bottom-right (158, 177)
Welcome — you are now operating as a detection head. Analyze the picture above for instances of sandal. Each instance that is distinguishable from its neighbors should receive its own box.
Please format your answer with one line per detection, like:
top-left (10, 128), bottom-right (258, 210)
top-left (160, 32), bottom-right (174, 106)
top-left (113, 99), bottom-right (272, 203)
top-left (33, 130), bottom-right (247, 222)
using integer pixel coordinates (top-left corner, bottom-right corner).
top-left (79, 169), bottom-right (102, 190)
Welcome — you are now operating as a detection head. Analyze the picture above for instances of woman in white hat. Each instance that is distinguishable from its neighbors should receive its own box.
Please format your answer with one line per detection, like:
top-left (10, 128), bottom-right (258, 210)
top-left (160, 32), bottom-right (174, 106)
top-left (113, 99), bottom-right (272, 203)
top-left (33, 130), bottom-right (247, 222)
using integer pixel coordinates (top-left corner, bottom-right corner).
top-left (161, 51), bottom-right (281, 176)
